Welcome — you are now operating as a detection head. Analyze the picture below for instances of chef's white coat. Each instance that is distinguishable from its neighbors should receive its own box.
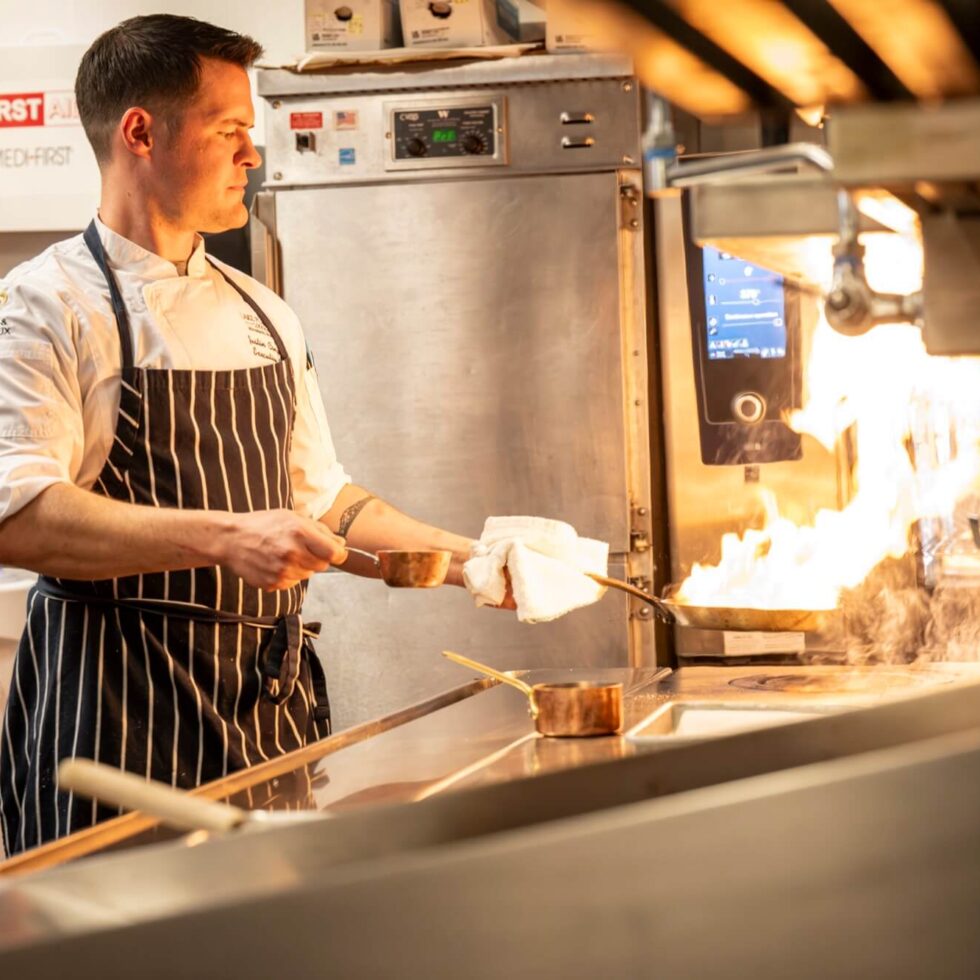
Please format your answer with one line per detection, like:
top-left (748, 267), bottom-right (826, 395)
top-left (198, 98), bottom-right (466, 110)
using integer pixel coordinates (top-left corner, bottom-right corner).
top-left (0, 217), bottom-right (351, 523)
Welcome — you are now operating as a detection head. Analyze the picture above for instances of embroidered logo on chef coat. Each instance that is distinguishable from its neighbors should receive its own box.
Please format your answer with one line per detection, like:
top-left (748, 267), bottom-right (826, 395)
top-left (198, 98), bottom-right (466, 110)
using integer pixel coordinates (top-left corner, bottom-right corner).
top-left (0, 287), bottom-right (8, 306)
top-left (242, 310), bottom-right (280, 363)
top-left (0, 318), bottom-right (9, 336)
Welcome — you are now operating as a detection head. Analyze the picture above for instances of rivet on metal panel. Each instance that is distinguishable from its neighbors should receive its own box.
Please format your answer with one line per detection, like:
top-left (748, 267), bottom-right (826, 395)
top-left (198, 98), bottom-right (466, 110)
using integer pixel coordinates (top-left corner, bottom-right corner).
top-left (272, 100), bottom-right (282, 109)
top-left (634, 398), bottom-right (641, 406)
top-left (630, 219), bottom-right (639, 229)
top-left (636, 606), bottom-right (652, 619)
top-left (273, 172), bottom-right (283, 181)
top-left (637, 507), bottom-right (648, 516)
top-left (623, 82), bottom-right (633, 92)
top-left (632, 349), bottom-right (640, 356)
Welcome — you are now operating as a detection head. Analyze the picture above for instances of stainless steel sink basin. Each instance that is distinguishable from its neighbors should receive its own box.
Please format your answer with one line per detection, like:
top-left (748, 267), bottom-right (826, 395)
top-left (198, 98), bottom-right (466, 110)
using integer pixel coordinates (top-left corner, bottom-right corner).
top-left (626, 701), bottom-right (847, 747)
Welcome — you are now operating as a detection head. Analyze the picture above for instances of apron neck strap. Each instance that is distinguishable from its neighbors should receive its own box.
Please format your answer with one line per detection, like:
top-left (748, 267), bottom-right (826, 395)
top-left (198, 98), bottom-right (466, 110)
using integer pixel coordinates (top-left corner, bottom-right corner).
top-left (83, 220), bottom-right (135, 370)
top-left (83, 220), bottom-right (291, 368)
top-left (207, 260), bottom-right (290, 362)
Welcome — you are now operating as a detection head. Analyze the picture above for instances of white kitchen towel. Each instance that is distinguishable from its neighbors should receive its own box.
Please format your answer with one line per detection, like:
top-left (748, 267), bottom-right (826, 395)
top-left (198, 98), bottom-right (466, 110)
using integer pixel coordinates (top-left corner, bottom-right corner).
top-left (463, 516), bottom-right (609, 623)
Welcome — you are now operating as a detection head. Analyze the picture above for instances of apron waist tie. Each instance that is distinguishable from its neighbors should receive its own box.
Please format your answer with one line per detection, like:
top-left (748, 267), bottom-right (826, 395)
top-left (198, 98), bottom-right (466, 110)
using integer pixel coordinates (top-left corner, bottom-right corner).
top-left (35, 578), bottom-right (329, 718)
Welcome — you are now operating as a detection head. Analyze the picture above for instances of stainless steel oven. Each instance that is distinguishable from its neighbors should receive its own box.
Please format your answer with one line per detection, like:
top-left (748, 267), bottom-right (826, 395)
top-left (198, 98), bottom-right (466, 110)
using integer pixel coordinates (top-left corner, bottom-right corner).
top-left (253, 54), bottom-right (659, 726)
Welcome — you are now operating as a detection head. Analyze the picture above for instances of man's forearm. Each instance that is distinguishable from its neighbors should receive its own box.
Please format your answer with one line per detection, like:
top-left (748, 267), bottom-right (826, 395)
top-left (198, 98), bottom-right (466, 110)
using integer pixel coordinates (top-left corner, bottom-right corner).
top-left (323, 484), bottom-right (475, 586)
top-left (0, 483), bottom-right (230, 580)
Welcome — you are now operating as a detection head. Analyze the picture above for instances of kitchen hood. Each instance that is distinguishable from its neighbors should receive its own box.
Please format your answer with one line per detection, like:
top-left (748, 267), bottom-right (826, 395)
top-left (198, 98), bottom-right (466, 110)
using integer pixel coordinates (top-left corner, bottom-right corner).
top-left (549, 1), bottom-right (980, 353)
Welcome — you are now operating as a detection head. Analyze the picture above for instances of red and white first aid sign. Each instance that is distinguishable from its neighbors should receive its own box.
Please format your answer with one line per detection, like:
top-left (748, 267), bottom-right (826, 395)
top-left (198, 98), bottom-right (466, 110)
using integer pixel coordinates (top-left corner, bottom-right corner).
top-left (0, 91), bottom-right (81, 128)
top-left (0, 92), bottom-right (45, 126)
top-left (0, 46), bottom-right (99, 232)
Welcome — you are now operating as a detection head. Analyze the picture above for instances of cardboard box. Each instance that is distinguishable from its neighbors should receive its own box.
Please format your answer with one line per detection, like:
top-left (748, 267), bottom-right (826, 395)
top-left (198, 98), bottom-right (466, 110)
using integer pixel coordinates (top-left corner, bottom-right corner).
top-left (305, 0), bottom-right (401, 51)
top-left (542, 1), bottom-right (600, 53)
top-left (400, 0), bottom-right (517, 48)
top-left (497, 0), bottom-right (546, 43)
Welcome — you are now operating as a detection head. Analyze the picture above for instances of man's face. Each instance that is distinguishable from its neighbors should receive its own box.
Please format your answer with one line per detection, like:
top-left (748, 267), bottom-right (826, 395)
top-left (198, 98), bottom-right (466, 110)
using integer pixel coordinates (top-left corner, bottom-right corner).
top-left (151, 57), bottom-right (261, 235)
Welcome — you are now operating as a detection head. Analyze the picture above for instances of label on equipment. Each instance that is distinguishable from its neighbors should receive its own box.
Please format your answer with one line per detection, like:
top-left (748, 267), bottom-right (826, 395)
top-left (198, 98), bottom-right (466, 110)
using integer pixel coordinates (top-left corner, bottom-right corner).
top-left (722, 631), bottom-right (805, 655)
top-left (290, 112), bottom-right (324, 130)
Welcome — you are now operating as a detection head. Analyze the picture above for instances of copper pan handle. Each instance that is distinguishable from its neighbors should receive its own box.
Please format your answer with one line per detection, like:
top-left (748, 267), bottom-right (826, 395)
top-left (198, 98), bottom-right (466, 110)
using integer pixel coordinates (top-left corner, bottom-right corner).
top-left (341, 546), bottom-right (381, 567)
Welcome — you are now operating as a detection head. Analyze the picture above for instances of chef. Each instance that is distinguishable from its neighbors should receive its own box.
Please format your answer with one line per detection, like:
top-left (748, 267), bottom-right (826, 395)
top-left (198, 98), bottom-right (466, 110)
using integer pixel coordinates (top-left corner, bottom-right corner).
top-left (0, 13), bottom-right (491, 857)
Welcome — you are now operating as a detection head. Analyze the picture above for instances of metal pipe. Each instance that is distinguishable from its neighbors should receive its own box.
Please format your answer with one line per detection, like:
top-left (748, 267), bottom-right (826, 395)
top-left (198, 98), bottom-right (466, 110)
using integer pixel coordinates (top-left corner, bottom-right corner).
top-left (641, 91), bottom-right (678, 196)
top-left (660, 137), bottom-right (922, 336)
top-left (826, 189), bottom-right (923, 335)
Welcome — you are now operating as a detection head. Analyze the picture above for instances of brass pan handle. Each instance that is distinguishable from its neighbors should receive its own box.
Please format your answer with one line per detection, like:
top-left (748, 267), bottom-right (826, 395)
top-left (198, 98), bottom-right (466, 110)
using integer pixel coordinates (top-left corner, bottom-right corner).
top-left (442, 650), bottom-right (537, 702)
top-left (586, 572), bottom-right (675, 624)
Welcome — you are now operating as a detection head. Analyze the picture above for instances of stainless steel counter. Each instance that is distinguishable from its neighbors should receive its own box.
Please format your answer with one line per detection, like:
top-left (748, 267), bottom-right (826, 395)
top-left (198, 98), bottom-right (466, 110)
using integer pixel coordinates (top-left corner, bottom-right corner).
top-left (0, 667), bottom-right (667, 875)
top-left (311, 663), bottom-right (978, 809)
top-left (4, 670), bottom-right (980, 976)
top-left (5, 663), bottom-right (978, 877)
top-left (303, 666), bottom-right (669, 812)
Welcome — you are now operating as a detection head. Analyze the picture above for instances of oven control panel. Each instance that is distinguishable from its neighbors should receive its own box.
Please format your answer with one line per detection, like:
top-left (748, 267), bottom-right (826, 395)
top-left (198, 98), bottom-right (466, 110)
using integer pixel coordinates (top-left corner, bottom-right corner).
top-left (385, 96), bottom-right (506, 170)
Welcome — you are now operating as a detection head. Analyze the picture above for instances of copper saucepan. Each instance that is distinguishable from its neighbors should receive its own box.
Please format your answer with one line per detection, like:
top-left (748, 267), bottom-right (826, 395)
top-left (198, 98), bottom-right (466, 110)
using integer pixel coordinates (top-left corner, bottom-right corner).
top-left (344, 547), bottom-right (452, 588)
top-left (442, 650), bottom-right (623, 737)
top-left (586, 573), bottom-right (830, 633)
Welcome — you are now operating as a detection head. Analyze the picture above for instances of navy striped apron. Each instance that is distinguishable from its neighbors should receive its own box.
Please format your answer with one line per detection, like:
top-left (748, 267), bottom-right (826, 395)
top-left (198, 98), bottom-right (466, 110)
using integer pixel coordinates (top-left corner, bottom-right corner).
top-left (0, 223), bottom-right (331, 856)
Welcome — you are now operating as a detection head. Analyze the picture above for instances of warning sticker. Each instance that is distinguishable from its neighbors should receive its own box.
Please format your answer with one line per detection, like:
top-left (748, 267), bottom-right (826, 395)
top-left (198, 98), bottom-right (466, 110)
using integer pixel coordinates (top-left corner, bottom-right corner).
top-left (722, 631), bottom-right (806, 655)
top-left (290, 112), bottom-right (324, 130)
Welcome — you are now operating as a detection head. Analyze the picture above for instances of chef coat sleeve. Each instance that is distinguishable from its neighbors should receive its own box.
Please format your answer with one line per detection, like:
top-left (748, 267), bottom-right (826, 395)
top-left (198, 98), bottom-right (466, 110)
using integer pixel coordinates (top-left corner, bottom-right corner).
top-left (0, 281), bottom-right (84, 523)
top-left (289, 353), bottom-right (352, 521)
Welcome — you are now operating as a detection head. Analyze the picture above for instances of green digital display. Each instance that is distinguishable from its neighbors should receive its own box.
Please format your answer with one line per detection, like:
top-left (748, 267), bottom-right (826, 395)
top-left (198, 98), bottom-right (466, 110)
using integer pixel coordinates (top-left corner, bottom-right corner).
top-left (432, 128), bottom-right (457, 143)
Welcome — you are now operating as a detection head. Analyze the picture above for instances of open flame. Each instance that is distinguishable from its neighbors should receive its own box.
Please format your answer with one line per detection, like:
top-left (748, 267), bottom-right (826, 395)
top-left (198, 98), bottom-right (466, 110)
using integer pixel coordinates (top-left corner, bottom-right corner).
top-left (676, 231), bottom-right (980, 612)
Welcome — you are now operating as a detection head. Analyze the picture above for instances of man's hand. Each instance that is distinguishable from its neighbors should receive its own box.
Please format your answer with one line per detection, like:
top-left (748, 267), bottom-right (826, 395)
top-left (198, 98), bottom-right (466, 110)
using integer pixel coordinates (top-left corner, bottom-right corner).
top-left (216, 509), bottom-right (348, 591)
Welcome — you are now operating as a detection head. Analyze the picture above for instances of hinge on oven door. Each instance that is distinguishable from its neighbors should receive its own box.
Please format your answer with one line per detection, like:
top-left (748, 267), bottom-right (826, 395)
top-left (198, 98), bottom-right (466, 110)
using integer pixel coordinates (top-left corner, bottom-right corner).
top-left (630, 531), bottom-right (651, 553)
top-left (619, 182), bottom-right (641, 232)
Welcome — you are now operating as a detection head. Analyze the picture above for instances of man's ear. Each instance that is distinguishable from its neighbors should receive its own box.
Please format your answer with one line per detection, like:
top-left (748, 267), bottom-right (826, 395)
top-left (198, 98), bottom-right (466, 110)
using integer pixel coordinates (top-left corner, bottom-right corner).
top-left (118, 106), bottom-right (155, 159)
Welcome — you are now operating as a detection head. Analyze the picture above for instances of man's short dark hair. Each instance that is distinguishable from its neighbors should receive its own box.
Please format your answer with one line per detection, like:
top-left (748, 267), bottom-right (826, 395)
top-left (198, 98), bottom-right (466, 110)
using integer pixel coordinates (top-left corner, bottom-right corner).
top-left (75, 14), bottom-right (263, 164)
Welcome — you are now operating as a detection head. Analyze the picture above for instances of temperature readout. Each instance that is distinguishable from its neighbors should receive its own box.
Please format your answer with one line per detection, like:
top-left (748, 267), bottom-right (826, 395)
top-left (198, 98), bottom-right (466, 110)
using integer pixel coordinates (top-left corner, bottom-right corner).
top-left (702, 246), bottom-right (787, 360)
top-left (391, 102), bottom-right (499, 163)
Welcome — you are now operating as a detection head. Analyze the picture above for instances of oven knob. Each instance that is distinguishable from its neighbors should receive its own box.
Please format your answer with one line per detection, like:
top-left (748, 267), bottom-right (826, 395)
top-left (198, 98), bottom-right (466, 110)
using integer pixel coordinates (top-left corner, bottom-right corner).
top-left (406, 137), bottom-right (427, 157)
top-left (461, 133), bottom-right (487, 155)
top-left (732, 391), bottom-right (766, 425)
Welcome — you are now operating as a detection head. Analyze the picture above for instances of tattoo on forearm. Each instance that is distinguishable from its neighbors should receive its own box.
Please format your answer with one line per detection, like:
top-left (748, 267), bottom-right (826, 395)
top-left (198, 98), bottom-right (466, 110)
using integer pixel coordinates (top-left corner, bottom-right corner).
top-left (338, 495), bottom-right (377, 538)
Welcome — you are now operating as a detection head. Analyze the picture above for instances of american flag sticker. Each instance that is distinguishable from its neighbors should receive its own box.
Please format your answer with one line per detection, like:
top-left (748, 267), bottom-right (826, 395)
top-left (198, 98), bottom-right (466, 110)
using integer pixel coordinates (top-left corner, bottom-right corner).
top-left (335, 110), bottom-right (359, 130)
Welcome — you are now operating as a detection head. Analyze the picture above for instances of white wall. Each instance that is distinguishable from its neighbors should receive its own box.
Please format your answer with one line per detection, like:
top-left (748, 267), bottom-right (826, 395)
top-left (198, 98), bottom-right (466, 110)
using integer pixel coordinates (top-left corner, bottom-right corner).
top-left (0, 1), bottom-right (306, 256)
top-left (0, 0), bottom-right (308, 146)
top-left (1, 0), bottom-right (305, 63)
